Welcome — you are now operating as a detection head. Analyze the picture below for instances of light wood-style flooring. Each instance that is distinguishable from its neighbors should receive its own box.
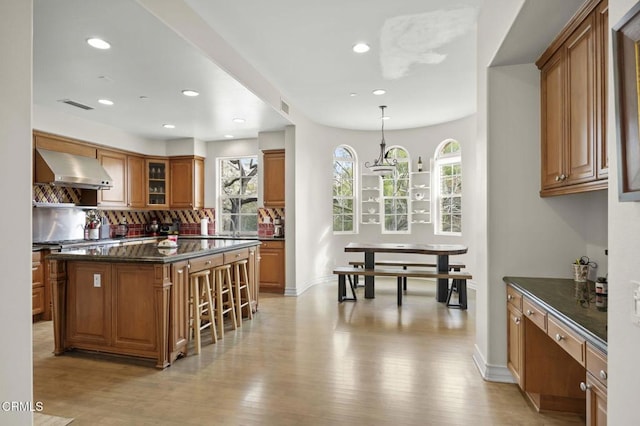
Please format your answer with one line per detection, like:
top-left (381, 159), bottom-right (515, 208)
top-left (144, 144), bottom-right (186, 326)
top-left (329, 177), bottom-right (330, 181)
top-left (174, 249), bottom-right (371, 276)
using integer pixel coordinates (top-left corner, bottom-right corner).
top-left (33, 278), bottom-right (584, 425)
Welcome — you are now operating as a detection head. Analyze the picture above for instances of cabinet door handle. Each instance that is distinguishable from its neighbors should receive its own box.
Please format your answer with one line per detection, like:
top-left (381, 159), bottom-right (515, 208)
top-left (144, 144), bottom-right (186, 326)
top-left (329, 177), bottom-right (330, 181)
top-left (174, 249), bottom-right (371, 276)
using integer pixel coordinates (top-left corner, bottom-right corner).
top-left (599, 370), bottom-right (607, 380)
top-left (580, 382), bottom-right (591, 392)
top-left (513, 316), bottom-right (520, 325)
top-left (205, 261), bottom-right (211, 265)
top-left (526, 309), bottom-right (534, 316)
top-left (560, 174), bottom-right (567, 181)
top-left (177, 270), bottom-right (183, 275)
top-left (507, 294), bottom-right (513, 301)
top-left (555, 333), bottom-right (564, 342)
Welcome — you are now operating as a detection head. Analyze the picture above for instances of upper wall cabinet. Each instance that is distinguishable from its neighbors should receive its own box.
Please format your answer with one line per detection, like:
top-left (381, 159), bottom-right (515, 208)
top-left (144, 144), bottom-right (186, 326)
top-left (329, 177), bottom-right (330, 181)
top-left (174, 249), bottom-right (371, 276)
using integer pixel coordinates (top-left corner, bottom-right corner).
top-left (146, 158), bottom-right (170, 209)
top-left (537, 0), bottom-right (608, 197)
top-left (97, 149), bottom-right (127, 207)
top-left (169, 156), bottom-right (204, 210)
top-left (263, 149), bottom-right (285, 208)
top-left (127, 155), bottom-right (146, 209)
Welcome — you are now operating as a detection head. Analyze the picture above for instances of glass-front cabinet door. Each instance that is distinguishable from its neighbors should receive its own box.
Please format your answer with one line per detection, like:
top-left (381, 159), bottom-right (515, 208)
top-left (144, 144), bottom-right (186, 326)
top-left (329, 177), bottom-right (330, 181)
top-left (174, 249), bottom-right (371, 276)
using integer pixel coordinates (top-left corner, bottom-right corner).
top-left (146, 158), bottom-right (169, 208)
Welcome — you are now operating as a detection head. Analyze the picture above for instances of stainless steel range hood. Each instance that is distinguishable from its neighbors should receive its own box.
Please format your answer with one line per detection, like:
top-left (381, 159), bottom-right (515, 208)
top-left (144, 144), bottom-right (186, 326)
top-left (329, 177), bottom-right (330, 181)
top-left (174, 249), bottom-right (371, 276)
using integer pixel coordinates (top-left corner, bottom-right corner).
top-left (35, 148), bottom-right (113, 190)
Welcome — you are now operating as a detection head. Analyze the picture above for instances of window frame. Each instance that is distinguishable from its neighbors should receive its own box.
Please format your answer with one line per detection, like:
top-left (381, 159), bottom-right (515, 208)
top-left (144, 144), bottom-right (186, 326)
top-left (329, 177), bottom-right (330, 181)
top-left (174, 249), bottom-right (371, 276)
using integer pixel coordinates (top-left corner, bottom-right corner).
top-left (381, 146), bottom-right (411, 234)
top-left (216, 155), bottom-right (259, 235)
top-left (332, 145), bottom-right (358, 234)
top-left (433, 139), bottom-right (462, 236)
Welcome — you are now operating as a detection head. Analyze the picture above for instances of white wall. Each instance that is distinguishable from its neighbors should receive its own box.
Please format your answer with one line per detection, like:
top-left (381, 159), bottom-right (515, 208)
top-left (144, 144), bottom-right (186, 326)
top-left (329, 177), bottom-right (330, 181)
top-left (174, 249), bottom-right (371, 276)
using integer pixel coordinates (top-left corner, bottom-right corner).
top-left (1, 2), bottom-right (33, 424)
top-left (608, 1), bottom-right (640, 424)
top-left (33, 104), bottom-right (164, 156)
top-left (482, 64), bottom-right (608, 381)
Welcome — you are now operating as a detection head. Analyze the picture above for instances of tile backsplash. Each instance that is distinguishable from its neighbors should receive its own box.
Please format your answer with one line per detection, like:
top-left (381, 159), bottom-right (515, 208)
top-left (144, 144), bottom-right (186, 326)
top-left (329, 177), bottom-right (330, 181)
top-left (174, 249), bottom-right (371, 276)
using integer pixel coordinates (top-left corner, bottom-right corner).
top-left (33, 185), bottom-right (283, 238)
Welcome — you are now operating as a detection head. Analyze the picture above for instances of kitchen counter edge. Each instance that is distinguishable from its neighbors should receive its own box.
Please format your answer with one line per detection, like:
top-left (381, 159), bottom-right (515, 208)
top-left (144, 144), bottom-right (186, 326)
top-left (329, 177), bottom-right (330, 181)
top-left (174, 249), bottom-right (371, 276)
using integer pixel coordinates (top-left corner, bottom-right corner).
top-left (504, 276), bottom-right (607, 354)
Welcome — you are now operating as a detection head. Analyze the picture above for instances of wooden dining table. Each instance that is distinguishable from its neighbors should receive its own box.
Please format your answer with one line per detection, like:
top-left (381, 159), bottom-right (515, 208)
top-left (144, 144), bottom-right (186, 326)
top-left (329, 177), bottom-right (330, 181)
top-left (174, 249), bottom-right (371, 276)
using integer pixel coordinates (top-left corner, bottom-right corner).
top-left (344, 242), bottom-right (468, 302)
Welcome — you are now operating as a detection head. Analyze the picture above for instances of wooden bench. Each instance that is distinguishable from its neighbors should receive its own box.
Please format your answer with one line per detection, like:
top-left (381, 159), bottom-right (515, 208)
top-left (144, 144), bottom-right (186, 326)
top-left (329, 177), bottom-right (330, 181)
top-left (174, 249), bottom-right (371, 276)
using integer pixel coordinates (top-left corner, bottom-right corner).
top-left (333, 266), bottom-right (472, 309)
top-left (348, 260), bottom-right (466, 290)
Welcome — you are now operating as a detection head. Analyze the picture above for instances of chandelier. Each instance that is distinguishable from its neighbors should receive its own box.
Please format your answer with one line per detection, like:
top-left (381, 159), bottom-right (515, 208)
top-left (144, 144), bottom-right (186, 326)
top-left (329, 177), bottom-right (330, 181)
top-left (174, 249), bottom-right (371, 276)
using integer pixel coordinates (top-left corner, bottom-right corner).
top-left (365, 105), bottom-right (397, 176)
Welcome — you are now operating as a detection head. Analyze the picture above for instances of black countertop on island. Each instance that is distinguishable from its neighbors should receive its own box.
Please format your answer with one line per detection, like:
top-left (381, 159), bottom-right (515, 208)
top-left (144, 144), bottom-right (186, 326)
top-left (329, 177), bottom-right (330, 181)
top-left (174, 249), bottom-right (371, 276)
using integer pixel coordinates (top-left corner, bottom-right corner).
top-left (504, 276), bottom-right (607, 353)
top-left (46, 238), bottom-right (260, 264)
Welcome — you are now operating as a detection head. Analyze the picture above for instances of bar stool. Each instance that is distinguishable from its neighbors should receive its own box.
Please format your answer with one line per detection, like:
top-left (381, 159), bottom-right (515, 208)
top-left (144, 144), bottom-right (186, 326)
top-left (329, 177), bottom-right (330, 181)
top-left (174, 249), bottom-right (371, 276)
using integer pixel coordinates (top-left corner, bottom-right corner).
top-left (189, 270), bottom-right (217, 355)
top-left (212, 264), bottom-right (238, 338)
top-left (232, 259), bottom-right (253, 325)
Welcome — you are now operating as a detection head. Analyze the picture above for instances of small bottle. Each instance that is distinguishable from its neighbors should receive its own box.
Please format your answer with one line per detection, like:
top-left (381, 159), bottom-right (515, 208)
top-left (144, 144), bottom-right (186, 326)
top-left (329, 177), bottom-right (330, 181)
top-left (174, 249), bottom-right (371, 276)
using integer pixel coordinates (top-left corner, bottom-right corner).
top-left (84, 224), bottom-right (89, 240)
top-left (417, 157), bottom-right (423, 172)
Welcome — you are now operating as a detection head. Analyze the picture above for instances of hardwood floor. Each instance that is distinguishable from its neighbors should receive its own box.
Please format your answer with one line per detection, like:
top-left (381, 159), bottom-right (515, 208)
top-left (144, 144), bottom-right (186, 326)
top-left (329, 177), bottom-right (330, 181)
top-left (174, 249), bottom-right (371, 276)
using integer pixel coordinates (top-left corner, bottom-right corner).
top-left (33, 278), bottom-right (584, 425)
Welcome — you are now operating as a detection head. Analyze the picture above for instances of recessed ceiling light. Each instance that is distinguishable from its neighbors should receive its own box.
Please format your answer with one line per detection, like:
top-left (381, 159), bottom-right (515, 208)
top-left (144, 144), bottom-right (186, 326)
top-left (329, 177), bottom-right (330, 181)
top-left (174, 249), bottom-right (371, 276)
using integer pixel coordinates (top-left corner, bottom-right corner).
top-left (163, 124), bottom-right (175, 129)
top-left (98, 99), bottom-right (113, 106)
top-left (87, 38), bottom-right (111, 50)
top-left (349, 92), bottom-right (358, 97)
top-left (224, 134), bottom-right (234, 138)
top-left (372, 89), bottom-right (386, 96)
top-left (232, 118), bottom-right (246, 123)
top-left (182, 89), bottom-right (199, 97)
top-left (353, 43), bottom-right (370, 53)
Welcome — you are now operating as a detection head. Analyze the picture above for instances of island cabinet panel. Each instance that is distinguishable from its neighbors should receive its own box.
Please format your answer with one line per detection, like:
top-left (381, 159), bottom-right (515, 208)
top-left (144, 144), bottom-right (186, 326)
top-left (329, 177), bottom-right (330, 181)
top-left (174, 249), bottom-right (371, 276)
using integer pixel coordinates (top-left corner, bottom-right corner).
top-left (111, 264), bottom-right (158, 354)
top-left (248, 246), bottom-right (260, 311)
top-left (170, 261), bottom-right (189, 361)
top-left (66, 262), bottom-right (112, 347)
top-left (586, 372), bottom-right (607, 426)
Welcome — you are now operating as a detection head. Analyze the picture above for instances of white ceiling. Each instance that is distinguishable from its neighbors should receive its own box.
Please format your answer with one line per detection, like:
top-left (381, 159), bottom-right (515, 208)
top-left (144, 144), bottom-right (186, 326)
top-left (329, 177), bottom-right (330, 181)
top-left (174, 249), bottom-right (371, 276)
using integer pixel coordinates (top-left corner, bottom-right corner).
top-left (33, 0), bottom-right (584, 141)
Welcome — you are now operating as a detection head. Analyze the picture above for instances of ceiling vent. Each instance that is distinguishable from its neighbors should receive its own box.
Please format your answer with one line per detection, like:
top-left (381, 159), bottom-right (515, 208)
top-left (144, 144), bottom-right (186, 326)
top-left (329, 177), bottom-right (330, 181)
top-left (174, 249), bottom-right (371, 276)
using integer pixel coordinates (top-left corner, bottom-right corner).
top-left (280, 99), bottom-right (289, 115)
top-left (58, 99), bottom-right (94, 110)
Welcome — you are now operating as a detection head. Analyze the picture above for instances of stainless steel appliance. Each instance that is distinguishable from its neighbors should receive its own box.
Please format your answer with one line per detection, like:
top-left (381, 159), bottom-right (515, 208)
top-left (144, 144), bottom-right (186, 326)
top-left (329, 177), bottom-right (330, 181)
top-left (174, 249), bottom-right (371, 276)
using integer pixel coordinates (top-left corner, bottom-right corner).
top-left (274, 217), bottom-right (284, 238)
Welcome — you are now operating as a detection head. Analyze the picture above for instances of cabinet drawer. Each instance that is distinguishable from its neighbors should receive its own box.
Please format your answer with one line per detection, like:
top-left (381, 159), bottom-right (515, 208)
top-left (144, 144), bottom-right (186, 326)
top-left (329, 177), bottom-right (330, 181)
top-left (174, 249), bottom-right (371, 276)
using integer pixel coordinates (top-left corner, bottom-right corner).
top-left (223, 248), bottom-right (249, 264)
top-left (189, 254), bottom-right (223, 273)
top-left (548, 316), bottom-right (585, 365)
top-left (261, 240), bottom-right (285, 250)
top-left (32, 286), bottom-right (45, 315)
top-left (523, 297), bottom-right (547, 332)
top-left (506, 286), bottom-right (522, 311)
top-left (586, 344), bottom-right (607, 387)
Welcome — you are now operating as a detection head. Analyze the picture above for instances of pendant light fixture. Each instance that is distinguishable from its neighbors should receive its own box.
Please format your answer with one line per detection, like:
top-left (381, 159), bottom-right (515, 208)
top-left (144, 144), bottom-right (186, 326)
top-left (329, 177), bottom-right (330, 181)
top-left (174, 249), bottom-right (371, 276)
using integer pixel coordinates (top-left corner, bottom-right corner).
top-left (365, 105), bottom-right (397, 176)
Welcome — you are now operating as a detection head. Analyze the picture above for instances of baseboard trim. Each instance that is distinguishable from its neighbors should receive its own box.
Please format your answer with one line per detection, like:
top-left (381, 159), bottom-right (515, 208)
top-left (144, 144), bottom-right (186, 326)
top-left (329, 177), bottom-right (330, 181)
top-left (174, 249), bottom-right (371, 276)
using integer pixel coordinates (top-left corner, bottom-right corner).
top-left (472, 344), bottom-right (517, 383)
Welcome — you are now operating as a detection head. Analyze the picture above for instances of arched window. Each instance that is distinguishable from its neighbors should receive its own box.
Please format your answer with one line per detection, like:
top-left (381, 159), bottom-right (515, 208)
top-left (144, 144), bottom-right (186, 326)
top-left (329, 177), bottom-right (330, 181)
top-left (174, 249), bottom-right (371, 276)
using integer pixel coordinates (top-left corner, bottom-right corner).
top-left (381, 146), bottom-right (410, 233)
top-left (333, 145), bottom-right (357, 233)
top-left (434, 139), bottom-right (462, 235)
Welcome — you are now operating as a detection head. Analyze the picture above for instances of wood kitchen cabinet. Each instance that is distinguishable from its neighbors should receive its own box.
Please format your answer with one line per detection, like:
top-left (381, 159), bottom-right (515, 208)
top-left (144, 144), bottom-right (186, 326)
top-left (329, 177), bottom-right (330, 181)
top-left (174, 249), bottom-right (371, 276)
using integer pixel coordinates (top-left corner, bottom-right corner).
top-left (259, 240), bottom-right (285, 293)
top-left (63, 261), bottom-right (170, 366)
top-left (32, 251), bottom-right (46, 319)
top-left (127, 155), bottom-right (146, 209)
top-left (146, 158), bottom-right (169, 208)
top-left (169, 261), bottom-right (189, 361)
top-left (585, 344), bottom-right (608, 425)
top-left (537, 0), bottom-right (608, 197)
top-left (97, 149), bottom-right (128, 207)
top-left (263, 149), bottom-right (285, 208)
top-left (169, 156), bottom-right (204, 209)
top-left (506, 287), bottom-right (524, 389)
top-left (506, 283), bottom-right (608, 419)
top-left (248, 245), bottom-right (260, 311)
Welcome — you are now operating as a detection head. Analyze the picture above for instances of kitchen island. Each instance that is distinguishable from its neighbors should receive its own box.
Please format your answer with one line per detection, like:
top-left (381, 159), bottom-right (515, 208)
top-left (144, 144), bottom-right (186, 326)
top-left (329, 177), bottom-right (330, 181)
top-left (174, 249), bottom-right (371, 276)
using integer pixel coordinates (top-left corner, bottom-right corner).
top-left (48, 238), bottom-right (260, 368)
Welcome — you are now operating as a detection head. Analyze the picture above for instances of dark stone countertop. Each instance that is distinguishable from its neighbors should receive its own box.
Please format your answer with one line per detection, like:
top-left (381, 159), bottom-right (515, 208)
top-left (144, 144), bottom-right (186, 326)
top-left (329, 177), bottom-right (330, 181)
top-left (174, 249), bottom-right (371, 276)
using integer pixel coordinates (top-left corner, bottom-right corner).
top-left (180, 234), bottom-right (285, 242)
top-left (46, 238), bottom-right (260, 264)
top-left (504, 276), bottom-right (607, 354)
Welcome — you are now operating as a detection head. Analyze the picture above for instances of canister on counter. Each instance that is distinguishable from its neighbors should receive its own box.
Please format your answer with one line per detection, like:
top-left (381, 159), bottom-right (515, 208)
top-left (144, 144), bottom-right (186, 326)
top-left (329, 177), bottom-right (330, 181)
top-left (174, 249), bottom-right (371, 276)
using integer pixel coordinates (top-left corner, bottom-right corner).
top-left (595, 279), bottom-right (608, 312)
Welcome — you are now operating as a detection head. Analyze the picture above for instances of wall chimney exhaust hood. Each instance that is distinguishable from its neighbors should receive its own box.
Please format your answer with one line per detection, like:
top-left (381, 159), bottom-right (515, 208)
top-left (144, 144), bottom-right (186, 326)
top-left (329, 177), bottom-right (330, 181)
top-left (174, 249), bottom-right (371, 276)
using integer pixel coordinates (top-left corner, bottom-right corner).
top-left (34, 148), bottom-right (113, 190)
